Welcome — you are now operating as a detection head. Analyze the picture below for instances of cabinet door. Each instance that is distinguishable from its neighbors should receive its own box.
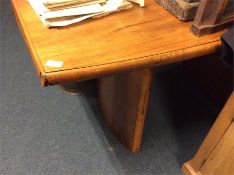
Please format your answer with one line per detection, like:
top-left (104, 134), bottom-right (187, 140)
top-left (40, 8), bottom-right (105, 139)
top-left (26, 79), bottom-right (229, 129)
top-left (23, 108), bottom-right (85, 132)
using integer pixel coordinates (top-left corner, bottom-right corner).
top-left (200, 122), bottom-right (234, 175)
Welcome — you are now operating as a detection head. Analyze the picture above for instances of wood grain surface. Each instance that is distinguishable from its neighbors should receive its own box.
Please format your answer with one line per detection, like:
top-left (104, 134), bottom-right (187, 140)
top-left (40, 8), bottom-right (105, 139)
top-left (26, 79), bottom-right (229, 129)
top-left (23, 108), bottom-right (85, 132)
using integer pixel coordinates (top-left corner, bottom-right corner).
top-left (98, 69), bottom-right (152, 152)
top-left (182, 92), bottom-right (234, 175)
top-left (11, 0), bottom-right (225, 86)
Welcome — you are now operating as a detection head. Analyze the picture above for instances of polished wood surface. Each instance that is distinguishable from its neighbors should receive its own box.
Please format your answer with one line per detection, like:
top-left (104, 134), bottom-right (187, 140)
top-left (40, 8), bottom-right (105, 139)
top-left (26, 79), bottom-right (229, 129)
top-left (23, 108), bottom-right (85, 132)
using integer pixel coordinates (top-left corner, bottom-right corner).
top-left (98, 69), bottom-right (152, 152)
top-left (182, 92), bottom-right (234, 175)
top-left (11, 0), bottom-right (225, 86)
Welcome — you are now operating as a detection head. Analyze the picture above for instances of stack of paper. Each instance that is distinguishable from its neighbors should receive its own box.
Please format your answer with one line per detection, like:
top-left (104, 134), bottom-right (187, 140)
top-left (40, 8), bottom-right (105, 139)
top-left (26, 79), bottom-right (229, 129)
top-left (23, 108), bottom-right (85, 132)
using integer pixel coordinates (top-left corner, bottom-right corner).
top-left (28, 0), bottom-right (144, 27)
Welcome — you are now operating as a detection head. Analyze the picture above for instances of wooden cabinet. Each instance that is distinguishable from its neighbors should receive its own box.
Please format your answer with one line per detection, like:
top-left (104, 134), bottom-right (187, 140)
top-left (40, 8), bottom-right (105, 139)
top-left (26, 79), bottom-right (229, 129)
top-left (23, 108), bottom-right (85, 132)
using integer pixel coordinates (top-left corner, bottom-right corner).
top-left (199, 123), bottom-right (234, 175)
top-left (182, 92), bottom-right (234, 175)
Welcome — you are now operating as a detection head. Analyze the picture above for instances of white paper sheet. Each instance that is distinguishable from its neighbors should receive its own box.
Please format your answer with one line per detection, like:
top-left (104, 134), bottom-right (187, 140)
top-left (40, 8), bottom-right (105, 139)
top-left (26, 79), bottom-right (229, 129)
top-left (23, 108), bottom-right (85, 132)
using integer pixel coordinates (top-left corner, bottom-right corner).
top-left (44, 60), bottom-right (64, 67)
top-left (128, 0), bottom-right (144, 6)
top-left (103, 0), bottom-right (123, 12)
top-left (43, 0), bottom-right (86, 5)
top-left (43, 4), bottom-right (103, 19)
top-left (28, 0), bottom-right (131, 27)
top-left (46, 13), bottom-right (100, 26)
top-left (28, 0), bottom-right (48, 26)
top-left (28, 0), bottom-right (103, 18)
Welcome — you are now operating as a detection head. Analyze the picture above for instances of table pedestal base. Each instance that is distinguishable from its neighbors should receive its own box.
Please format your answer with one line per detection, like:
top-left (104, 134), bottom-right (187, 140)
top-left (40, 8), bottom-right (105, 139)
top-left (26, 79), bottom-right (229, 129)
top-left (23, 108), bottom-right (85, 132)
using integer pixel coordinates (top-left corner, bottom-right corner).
top-left (98, 69), bottom-right (152, 153)
top-left (59, 81), bottom-right (87, 95)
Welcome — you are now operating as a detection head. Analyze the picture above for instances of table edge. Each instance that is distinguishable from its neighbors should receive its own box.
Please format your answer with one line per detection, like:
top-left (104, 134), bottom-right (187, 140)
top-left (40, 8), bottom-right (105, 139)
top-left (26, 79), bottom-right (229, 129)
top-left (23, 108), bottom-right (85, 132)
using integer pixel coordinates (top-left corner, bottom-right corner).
top-left (44, 40), bottom-right (221, 86)
top-left (11, 0), bottom-right (48, 86)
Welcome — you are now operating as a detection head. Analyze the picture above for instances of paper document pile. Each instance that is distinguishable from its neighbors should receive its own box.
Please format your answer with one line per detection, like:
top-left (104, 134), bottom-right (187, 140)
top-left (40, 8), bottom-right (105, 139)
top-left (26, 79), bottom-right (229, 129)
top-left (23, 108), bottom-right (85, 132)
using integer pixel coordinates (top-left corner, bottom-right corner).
top-left (28, 0), bottom-right (144, 27)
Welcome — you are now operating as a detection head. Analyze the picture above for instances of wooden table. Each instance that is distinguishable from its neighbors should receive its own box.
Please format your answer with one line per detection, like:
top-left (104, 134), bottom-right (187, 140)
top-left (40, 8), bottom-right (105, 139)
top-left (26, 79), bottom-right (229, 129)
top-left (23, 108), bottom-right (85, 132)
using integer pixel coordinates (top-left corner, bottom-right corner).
top-left (11, 0), bottom-right (225, 153)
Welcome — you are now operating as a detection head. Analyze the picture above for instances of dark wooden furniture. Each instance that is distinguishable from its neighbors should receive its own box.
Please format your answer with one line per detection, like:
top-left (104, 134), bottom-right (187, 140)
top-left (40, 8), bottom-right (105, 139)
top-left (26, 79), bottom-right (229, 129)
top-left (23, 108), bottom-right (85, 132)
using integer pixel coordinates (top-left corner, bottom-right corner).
top-left (11, 0), bottom-right (226, 152)
top-left (191, 0), bottom-right (234, 36)
top-left (155, 0), bottom-right (200, 21)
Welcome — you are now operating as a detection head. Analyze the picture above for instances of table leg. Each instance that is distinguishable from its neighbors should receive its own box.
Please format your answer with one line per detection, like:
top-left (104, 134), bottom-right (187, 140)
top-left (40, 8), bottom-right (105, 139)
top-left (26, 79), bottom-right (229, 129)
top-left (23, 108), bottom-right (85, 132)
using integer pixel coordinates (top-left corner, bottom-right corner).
top-left (98, 69), bottom-right (152, 153)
